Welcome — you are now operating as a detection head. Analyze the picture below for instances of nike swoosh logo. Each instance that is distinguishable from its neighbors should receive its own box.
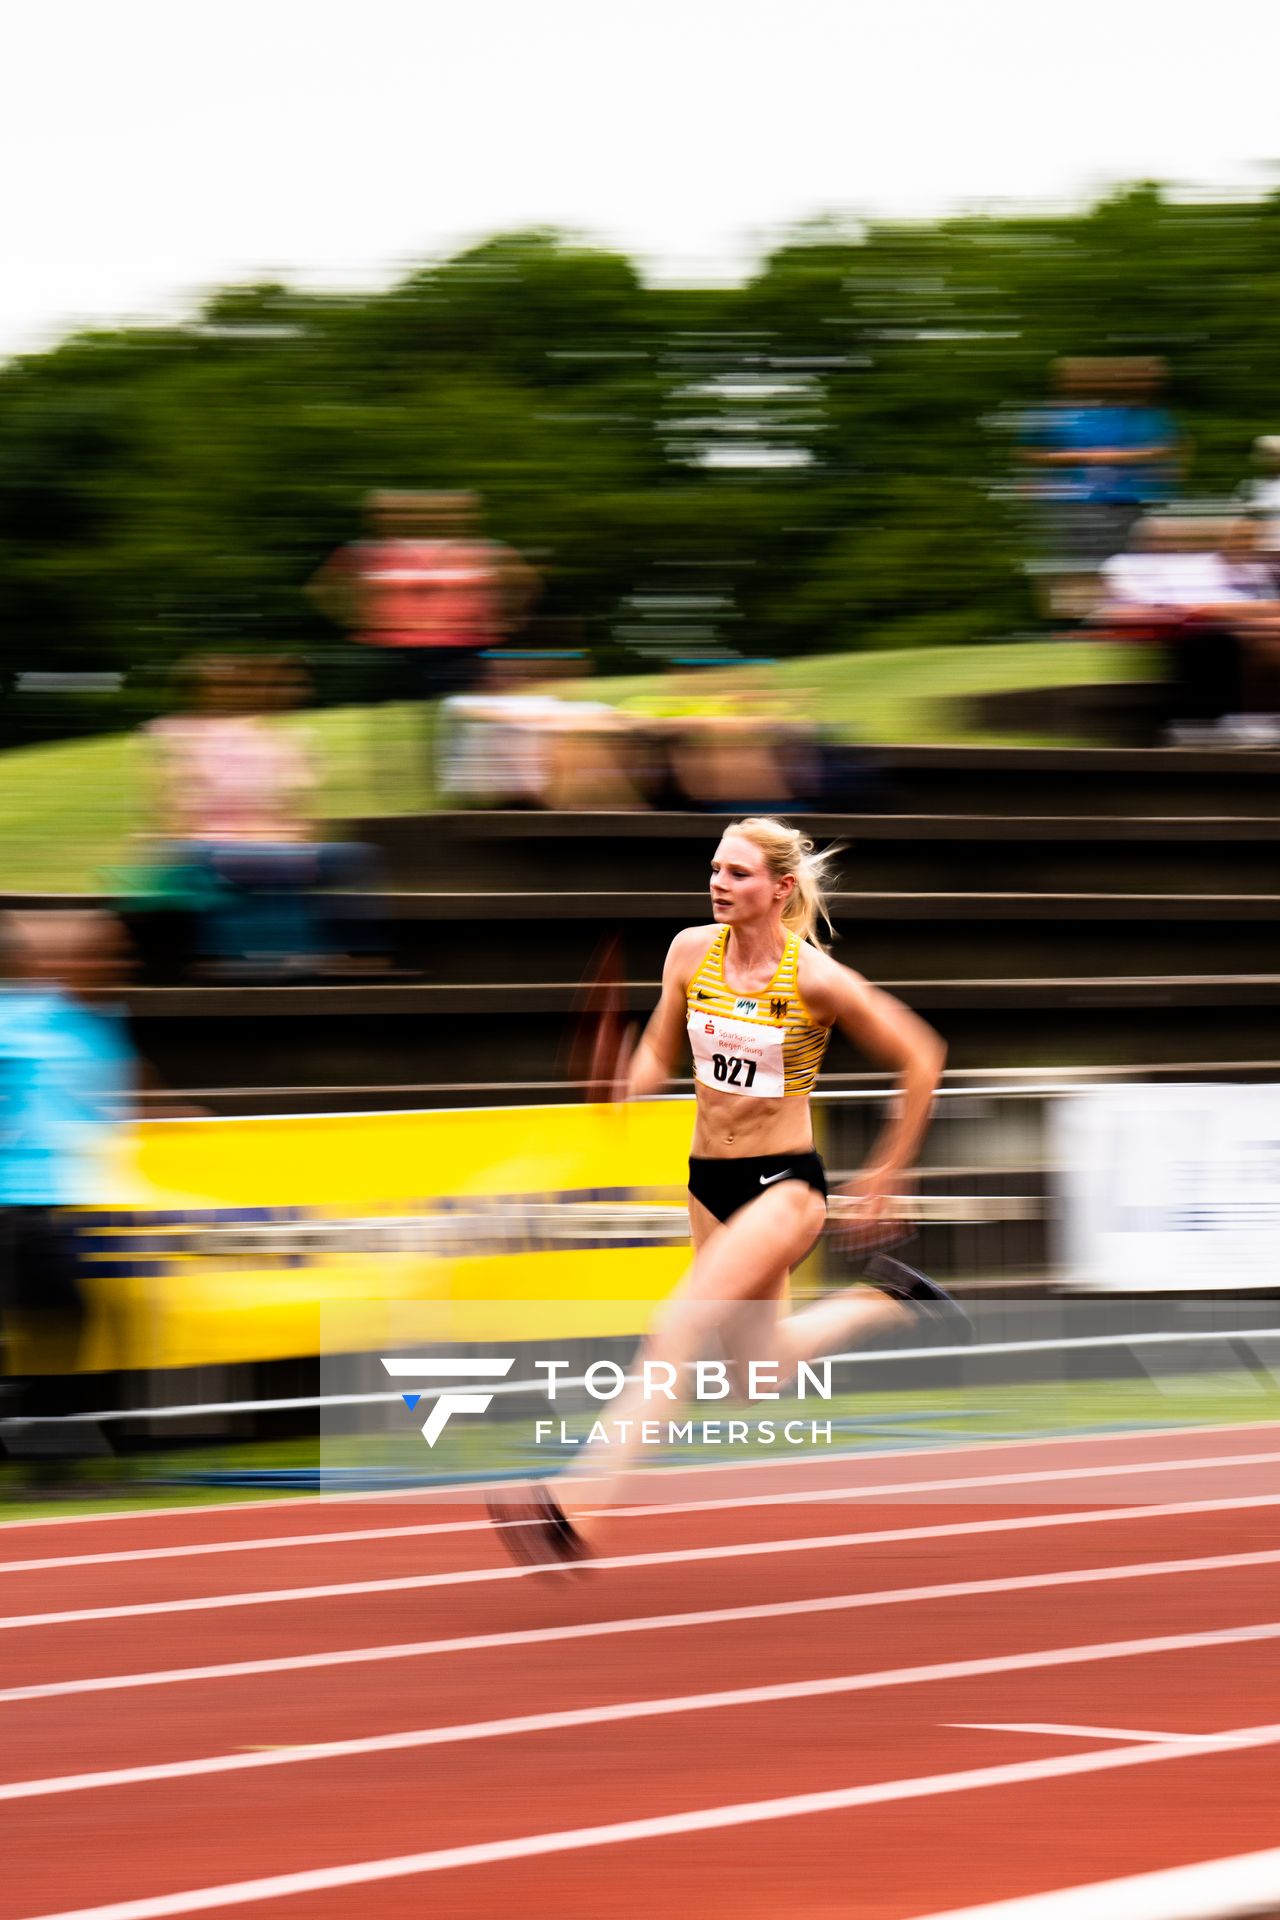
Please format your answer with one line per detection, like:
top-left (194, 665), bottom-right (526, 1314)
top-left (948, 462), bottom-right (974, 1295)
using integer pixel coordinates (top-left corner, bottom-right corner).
top-left (759, 1168), bottom-right (794, 1187)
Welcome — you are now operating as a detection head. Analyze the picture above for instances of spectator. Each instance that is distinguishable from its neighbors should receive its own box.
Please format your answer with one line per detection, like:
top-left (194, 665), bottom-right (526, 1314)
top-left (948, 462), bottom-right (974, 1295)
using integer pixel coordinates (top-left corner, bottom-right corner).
top-left (667, 704), bottom-right (797, 812)
top-left (1022, 357), bottom-right (1181, 620)
top-left (439, 654), bottom-right (645, 810)
top-left (0, 912), bottom-right (137, 1467)
top-left (1238, 435), bottom-right (1280, 560)
top-left (145, 655), bottom-right (388, 977)
top-left (1094, 518), bottom-right (1280, 743)
top-left (639, 668), bottom-right (822, 811)
top-left (308, 491), bottom-right (540, 794)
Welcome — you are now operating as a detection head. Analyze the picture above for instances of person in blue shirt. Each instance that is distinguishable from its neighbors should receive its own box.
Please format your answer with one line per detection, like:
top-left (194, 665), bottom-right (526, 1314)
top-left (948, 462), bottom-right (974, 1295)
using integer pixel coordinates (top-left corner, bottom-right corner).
top-left (0, 912), bottom-right (136, 1452)
top-left (1022, 357), bottom-right (1182, 619)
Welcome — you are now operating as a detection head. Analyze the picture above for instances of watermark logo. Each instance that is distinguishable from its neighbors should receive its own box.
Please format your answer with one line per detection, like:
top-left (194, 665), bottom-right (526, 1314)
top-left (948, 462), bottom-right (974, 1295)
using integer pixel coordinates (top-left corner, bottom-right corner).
top-left (381, 1357), bottom-right (515, 1445)
top-left (382, 1353), bottom-right (834, 1453)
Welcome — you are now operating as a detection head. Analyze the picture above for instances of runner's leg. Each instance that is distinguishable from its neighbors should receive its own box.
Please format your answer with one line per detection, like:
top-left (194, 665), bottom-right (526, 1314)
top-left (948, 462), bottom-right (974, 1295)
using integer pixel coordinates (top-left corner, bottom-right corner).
top-left (773, 1285), bottom-right (911, 1380)
top-left (560, 1181), bottom-right (825, 1527)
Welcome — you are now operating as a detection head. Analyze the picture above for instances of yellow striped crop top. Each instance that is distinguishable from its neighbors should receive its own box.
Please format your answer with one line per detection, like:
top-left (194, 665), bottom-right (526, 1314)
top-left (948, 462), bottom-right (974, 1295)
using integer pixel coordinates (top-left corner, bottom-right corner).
top-left (685, 926), bottom-right (830, 1099)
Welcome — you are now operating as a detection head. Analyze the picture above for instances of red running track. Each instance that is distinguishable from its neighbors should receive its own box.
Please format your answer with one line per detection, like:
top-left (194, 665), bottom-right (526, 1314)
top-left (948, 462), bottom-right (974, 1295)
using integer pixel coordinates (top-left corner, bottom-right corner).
top-left (1, 1420), bottom-right (1279, 1920)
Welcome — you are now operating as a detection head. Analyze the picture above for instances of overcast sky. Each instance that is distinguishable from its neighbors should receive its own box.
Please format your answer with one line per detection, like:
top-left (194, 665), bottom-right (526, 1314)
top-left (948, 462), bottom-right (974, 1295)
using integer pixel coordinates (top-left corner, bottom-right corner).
top-left (5, 0), bottom-right (1279, 356)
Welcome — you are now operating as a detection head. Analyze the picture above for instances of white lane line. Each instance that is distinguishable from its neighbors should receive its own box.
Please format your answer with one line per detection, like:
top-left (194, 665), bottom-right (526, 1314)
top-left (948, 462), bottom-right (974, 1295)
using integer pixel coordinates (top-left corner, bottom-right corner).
top-left (6, 1545), bottom-right (1280, 1706)
top-left (3, 1618), bottom-right (1277, 1805)
top-left (8, 1445), bottom-right (1280, 1575)
top-left (5, 1416), bottom-right (1278, 1533)
top-left (910, 1844), bottom-right (1280, 1920)
top-left (613, 1446), bottom-right (1280, 1525)
top-left (0, 1517), bottom-right (495, 1575)
top-left (6, 1490), bottom-right (1280, 1633)
top-left (953, 1722), bottom-right (1231, 1745)
top-left (20, 1723), bottom-right (1280, 1920)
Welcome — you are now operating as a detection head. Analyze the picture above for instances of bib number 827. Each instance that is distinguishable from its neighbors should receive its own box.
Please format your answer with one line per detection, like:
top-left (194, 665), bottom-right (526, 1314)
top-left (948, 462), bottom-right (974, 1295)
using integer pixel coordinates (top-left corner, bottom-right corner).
top-left (712, 1052), bottom-right (757, 1089)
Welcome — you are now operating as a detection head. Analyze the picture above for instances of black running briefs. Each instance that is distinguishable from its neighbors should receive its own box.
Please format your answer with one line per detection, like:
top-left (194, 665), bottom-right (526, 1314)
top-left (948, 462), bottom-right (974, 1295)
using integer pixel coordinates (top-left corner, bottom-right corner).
top-left (687, 1150), bottom-right (827, 1225)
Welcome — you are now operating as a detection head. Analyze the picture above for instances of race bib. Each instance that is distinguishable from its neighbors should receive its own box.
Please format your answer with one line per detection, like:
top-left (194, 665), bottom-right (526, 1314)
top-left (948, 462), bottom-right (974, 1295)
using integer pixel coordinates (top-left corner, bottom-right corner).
top-left (688, 1008), bottom-right (785, 1098)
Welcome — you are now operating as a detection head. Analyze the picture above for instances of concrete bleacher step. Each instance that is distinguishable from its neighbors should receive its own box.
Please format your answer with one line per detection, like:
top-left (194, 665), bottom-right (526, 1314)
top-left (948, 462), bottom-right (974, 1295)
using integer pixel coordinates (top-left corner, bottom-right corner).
top-left (869, 744), bottom-right (1280, 817)
top-left (358, 888), bottom-right (1280, 981)
top-left (354, 803), bottom-right (1280, 894)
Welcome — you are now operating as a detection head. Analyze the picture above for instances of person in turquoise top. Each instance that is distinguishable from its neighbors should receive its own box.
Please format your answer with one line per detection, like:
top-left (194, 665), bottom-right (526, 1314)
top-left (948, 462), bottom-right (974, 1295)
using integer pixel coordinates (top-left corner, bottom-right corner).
top-left (0, 912), bottom-right (136, 1446)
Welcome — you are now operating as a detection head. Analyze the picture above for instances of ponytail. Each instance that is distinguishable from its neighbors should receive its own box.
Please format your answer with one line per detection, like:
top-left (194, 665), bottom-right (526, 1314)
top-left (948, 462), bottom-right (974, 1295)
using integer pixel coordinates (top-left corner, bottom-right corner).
top-left (729, 816), bottom-right (841, 947)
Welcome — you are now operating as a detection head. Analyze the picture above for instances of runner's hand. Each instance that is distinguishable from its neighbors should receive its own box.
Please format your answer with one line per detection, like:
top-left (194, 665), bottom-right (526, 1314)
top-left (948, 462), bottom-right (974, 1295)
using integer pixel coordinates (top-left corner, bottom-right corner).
top-left (829, 1165), bottom-right (913, 1256)
top-left (608, 1021), bottom-right (639, 1102)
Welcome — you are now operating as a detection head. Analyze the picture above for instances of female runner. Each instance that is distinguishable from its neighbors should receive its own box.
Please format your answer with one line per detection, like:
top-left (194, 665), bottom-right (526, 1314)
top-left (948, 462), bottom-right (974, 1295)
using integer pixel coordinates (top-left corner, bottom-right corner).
top-left (495, 814), bottom-right (961, 1566)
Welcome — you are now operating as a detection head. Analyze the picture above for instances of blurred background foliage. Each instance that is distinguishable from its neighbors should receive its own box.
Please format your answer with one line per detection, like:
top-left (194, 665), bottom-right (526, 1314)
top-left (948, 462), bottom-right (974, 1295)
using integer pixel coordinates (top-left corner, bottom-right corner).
top-left (4, 182), bottom-right (1280, 740)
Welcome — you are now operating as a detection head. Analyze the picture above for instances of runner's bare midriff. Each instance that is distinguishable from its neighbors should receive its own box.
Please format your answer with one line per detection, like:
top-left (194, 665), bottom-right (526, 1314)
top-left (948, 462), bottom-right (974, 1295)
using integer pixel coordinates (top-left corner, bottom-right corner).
top-left (689, 1083), bottom-right (816, 1158)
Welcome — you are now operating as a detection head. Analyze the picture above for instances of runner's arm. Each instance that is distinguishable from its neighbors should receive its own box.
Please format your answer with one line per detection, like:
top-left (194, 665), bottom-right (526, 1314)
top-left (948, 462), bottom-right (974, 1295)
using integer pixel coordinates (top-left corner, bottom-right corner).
top-left (624, 930), bottom-right (698, 1098)
top-left (801, 949), bottom-right (946, 1184)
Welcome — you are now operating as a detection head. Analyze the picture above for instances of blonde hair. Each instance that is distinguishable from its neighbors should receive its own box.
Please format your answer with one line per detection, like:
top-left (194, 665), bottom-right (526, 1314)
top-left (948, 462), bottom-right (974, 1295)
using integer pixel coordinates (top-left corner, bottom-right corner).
top-left (727, 816), bottom-right (841, 947)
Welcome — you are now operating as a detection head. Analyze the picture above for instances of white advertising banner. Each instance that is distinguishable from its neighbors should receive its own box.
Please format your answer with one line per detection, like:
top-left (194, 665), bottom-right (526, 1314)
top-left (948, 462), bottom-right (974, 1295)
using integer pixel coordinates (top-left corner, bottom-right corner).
top-left (1053, 1083), bottom-right (1280, 1292)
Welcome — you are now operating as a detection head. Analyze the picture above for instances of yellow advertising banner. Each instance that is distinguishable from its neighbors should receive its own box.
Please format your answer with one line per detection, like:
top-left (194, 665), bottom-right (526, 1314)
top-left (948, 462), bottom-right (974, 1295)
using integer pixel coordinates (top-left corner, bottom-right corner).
top-left (74, 1101), bottom-right (696, 1372)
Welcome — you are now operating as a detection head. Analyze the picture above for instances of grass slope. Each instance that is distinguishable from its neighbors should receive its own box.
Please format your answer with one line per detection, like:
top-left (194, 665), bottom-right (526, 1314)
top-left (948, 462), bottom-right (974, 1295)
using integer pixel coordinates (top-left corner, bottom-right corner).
top-left (0, 640), bottom-right (1151, 893)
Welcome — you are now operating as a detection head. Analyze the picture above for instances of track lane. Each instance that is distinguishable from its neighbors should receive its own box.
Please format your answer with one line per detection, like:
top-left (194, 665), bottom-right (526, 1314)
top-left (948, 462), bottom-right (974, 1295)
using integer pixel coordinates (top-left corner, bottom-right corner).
top-left (3, 1447), bottom-right (1279, 1613)
top-left (6, 1499), bottom-right (1280, 1691)
top-left (6, 1656), bottom-right (1280, 1919)
top-left (327, 1745), bottom-right (1280, 1920)
top-left (3, 1565), bottom-right (1279, 1784)
top-left (4, 1420), bottom-right (1276, 1562)
top-left (7, 1474), bottom-right (1280, 1634)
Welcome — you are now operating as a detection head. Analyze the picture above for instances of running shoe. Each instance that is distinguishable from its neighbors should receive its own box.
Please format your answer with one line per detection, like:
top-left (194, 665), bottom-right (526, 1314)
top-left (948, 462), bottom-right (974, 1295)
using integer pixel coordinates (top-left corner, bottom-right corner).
top-left (487, 1483), bottom-right (591, 1572)
top-left (864, 1252), bottom-right (972, 1341)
